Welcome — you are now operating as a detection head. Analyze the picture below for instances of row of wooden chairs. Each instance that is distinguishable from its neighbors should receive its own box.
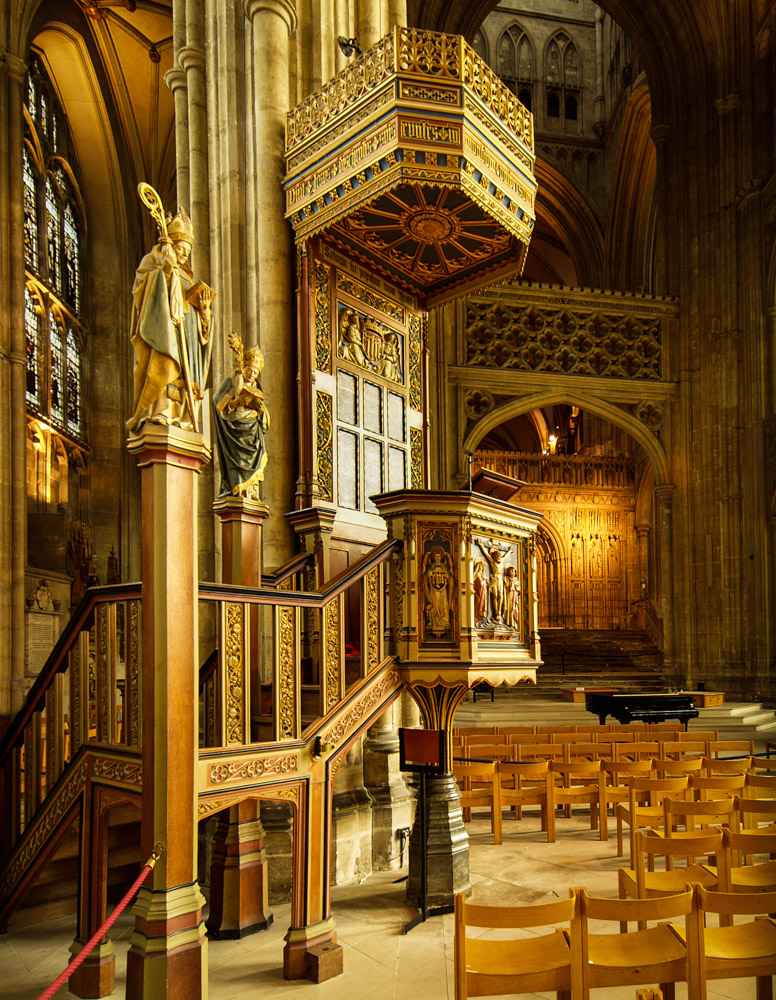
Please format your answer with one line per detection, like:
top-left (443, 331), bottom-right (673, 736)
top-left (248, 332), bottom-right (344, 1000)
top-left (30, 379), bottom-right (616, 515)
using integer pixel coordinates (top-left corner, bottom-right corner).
top-left (456, 736), bottom-right (756, 763)
top-left (454, 723), bottom-right (687, 737)
top-left (620, 826), bottom-right (776, 917)
top-left (454, 882), bottom-right (776, 999)
top-left (453, 757), bottom-right (775, 849)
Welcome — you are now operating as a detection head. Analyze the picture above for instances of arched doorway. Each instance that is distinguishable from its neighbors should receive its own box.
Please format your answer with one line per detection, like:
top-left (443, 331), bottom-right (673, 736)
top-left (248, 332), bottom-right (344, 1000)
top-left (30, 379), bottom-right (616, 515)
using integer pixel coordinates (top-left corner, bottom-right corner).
top-left (464, 395), bottom-right (669, 639)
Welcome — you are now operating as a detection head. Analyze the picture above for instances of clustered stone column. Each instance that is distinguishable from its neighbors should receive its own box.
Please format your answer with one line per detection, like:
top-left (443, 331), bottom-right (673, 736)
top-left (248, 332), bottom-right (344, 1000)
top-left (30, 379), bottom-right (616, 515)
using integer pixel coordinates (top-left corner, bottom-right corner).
top-left (0, 48), bottom-right (27, 718)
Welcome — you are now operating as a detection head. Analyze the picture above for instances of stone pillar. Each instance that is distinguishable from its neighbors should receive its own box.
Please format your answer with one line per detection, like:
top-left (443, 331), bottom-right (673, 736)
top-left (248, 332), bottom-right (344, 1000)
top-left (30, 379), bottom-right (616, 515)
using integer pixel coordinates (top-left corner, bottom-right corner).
top-left (404, 683), bottom-right (470, 911)
top-left (245, 0), bottom-right (298, 568)
top-left (654, 484), bottom-right (677, 684)
top-left (0, 51), bottom-right (27, 717)
top-left (179, 3), bottom-right (209, 280)
top-left (387, 0), bottom-right (407, 29)
top-left (125, 426), bottom-right (210, 1000)
top-left (164, 65), bottom-right (190, 211)
top-left (363, 703), bottom-right (411, 870)
top-left (206, 497), bottom-right (272, 939)
top-left (356, 0), bottom-right (382, 50)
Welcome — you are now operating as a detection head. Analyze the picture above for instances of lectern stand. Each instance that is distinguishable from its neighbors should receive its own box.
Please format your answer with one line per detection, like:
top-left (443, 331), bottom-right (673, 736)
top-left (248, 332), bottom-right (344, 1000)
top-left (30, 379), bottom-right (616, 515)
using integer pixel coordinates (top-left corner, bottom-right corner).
top-left (399, 727), bottom-right (445, 934)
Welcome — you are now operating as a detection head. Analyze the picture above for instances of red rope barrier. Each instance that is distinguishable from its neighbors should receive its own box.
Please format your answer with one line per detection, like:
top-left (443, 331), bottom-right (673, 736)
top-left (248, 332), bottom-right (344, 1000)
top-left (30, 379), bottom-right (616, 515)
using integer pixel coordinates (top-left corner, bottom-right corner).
top-left (36, 845), bottom-right (164, 1000)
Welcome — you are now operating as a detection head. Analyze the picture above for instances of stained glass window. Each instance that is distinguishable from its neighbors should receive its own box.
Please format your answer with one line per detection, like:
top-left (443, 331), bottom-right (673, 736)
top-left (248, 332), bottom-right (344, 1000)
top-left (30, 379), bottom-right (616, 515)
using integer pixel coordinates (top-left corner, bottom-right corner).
top-left (63, 204), bottom-right (80, 312)
top-left (25, 287), bottom-right (40, 407)
top-left (24, 57), bottom-right (88, 444)
top-left (49, 312), bottom-right (64, 426)
top-left (23, 149), bottom-right (38, 270)
top-left (45, 178), bottom-right (61, 290)
top-left (66, 329), bottom-right (81, 436)
top-left (27, 74), bottom-right (37, 119)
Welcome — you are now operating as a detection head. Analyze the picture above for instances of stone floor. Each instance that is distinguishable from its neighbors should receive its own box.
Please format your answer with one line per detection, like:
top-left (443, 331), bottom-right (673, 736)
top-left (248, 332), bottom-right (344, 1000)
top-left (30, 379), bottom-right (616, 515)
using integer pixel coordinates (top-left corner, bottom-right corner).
top-left (0, 809), bottom-right (764, 999)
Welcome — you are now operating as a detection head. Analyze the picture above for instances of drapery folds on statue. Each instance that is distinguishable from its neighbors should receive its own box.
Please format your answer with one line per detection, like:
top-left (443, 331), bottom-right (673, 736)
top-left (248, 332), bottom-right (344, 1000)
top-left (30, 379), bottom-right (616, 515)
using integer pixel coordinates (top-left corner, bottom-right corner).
top-left (212, 333), bottom-right (270, 499)
top-left (127, 183), bottom-right (215, 434)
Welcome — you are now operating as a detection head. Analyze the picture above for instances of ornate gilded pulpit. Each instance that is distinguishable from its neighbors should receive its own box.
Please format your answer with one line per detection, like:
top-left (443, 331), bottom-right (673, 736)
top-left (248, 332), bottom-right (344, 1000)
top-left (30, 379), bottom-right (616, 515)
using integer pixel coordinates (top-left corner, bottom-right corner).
top-left (283, 27), bottom-right (538, 913)
top-left (375, 478), bottom-right (542, 751)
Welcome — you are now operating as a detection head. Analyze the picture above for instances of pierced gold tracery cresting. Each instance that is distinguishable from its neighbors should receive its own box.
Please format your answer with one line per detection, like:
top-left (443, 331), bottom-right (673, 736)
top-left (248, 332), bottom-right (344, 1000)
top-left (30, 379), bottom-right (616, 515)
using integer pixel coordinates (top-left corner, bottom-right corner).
top-left (224, 602), bottom-right (246, 746)
top-left (316, 391), bottom-right (333, 501)
top-left (324, 598), bottom-right (341, 710)
top-left (314, 259), bottom-right (331, 373)
top-left (278, 606), bottom-right (296, 739)
top-left (366, 567), bottom-right (380, 670)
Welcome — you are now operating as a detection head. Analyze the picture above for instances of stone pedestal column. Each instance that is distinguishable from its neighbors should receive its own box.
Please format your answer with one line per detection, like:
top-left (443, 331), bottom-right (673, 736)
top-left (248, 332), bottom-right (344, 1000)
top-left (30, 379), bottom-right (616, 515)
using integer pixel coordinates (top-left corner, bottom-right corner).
top-left (404, 682), bottom-right (470, 910)
top-left (363, 704), bottom-right (411, 870)
top-left (125, 426), bottom-right (210, 1000)
top-left (206, 497), bottom-right (273, 939)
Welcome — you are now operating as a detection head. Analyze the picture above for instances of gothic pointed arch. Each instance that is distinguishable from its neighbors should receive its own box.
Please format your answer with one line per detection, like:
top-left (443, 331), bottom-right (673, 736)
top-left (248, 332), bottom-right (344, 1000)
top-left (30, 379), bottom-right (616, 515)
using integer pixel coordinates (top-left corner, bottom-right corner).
top-left (462, 390), bottom-right (670, 486)
top-left (604, 82), bottom-right (656, 290)
top-left (527, 159), bottom-right (605, 286)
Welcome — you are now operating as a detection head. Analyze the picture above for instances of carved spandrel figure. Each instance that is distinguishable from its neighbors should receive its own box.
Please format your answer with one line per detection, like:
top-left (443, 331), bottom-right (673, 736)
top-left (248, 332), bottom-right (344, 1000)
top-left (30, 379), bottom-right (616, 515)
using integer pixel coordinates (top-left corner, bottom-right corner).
top-left (212, 333), bottom-right (270, 499)
top-left (338, 308), bottom-right (367, 367)
top-left (127, 183), bottom-right (215, 435)
top-left (473, 557), bottom-right (488, 623)
top-left (476, 537), bottom-right (512, 623)
top-left (503, 563), bottom-right (520, 630)
top-left (422, 546), bottom-right (453, 635)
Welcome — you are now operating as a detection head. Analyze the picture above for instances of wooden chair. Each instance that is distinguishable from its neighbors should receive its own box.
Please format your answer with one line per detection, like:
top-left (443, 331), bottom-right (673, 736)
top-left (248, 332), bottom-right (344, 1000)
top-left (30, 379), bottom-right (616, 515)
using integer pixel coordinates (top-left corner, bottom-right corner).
top-left (514, 742), bottom-right (565, 763)
top-left (619, 829), bottom-right (723, 922)
top-left (680, 885), bottom-right (776, 999)
top-left (499, 760), bottom-right (552, 838)
top-left (455, 726), bottom-right (497, 737)
top-left (718, 826), bottom-right (776, 893)
top-left (702, 755), bottom-right (755, 776)
top-left (496, 725), bottom-right (536, 736)
top-left (603, 730), bottom-right (638, 744)
top-left (508, 732), bottom-right (556, 746)
top-left (598, 758), bottom-right (655, 841)
top-left (661, 795), bottom-right (736, 841)
top-left (453, 891), bottom-right (576, 999)
top-left (464, 732), bottom-right (507, 746)
top-left (735, 792), bottom-right (776, 834)
top-left (648, 722), bottom-right (684, 735)
top-left (689, 772), bottom-right (746, 800)
top-left (453, 761), bottom-right (502, 844)
top-left (661, 741), bottom-right (707, 761)
top-left (563, 740), bottom-right (609, 761)
top-left (655, 756), bottom-right (703, 778)
top-left (674, 729), bottom-right (718, 742)
top-left (745, 771), bottom-right (776, 798)
top-left (706, 738), bottom-right (755, 758)
top-left (536, 724), bottom-right (575, 734)
top-left (570, 886), bottom-right (694, 1000)
top-left (614, 740), bottom-right (663, 762)
top-left (463, 743), bottom-right (514, 762)
top-left (616, 775), bottom-right (690, 865)
top-left (549, 759), bottom-right (605, 839)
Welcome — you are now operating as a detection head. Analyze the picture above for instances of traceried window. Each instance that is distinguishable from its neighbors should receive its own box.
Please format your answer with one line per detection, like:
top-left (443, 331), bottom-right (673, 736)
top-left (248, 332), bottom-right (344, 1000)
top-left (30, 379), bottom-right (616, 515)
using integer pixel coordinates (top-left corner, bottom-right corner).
top-left (494, 25), bottom-right (534, 115)
top-left (23, 55), bottom-right (86, 444)
top-left (544, 33), bottom-right (581, 132)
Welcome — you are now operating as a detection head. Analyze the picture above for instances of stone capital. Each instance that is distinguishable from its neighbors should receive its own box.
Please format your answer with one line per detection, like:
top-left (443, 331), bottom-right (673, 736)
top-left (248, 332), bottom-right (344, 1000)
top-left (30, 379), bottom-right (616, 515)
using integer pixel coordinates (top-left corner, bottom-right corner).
top-left (126, 424), bottom-right (211, 469)
top-left (653, 483), bottom-right (675, 510)
top-left (178, 46), bottom-right (206, 72)
top-left (164, 65), bottom-right (187, 94)
top-left (214, 495), bottom-right (270, 523)
top-left (1, 48), bottom-right (27, 84)
top-left (244, 0), bottom-right (298, 34)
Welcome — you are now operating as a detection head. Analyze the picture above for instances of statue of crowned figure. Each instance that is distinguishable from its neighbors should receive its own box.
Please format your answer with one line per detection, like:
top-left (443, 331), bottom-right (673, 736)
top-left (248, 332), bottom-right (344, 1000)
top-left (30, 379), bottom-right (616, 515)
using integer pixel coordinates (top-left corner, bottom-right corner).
top-left (127, 183), bottom-right (215, 435)
top-left (129, 183), bottom-right (270, 498)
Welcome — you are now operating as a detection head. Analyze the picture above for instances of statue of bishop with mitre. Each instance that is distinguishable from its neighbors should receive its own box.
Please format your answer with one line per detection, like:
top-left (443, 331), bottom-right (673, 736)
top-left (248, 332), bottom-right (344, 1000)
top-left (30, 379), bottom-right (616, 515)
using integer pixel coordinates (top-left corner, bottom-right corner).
top-left (127, 183), bottom-right (215, 435)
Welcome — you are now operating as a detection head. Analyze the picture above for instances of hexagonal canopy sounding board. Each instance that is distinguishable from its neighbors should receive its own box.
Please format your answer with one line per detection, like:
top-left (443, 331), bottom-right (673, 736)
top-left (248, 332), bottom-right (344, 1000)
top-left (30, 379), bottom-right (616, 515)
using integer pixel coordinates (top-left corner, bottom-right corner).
top-left (285, 26), bottom-right (536, 308)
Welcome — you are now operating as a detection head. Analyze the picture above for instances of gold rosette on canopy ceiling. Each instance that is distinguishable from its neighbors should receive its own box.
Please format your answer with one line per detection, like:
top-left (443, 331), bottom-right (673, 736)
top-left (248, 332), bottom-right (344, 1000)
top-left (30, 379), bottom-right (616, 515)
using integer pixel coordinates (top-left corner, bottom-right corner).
top-left (284, 27), bottom-right (536, 308)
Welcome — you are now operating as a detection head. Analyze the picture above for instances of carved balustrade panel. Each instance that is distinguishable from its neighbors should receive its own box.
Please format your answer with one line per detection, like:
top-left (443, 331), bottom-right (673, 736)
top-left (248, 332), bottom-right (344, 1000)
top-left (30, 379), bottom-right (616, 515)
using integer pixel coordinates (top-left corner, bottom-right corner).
top-left (464, 287), bottom-right (678, 381)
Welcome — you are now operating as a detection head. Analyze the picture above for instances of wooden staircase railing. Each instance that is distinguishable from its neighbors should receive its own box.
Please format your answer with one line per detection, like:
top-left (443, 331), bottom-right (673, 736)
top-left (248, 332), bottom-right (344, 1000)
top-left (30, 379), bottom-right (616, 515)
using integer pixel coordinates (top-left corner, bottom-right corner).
top-left (0, 538), bottom-right (402, 934)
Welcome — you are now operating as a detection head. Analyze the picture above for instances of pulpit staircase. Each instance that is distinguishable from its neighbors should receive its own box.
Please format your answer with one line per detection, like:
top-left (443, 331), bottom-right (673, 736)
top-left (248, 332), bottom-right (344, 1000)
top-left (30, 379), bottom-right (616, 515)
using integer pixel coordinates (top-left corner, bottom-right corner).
top-left (0, 539), bottom-right (402, 945)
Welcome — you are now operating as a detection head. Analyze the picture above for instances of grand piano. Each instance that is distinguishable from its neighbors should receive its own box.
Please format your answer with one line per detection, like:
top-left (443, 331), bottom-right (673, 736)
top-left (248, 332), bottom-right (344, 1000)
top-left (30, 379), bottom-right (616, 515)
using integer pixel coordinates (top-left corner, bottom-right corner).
top-left (584, 691), bottom-right (699, 729)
